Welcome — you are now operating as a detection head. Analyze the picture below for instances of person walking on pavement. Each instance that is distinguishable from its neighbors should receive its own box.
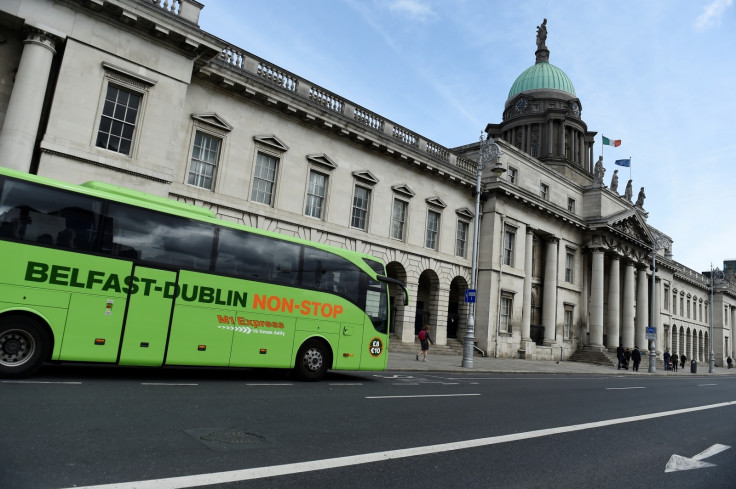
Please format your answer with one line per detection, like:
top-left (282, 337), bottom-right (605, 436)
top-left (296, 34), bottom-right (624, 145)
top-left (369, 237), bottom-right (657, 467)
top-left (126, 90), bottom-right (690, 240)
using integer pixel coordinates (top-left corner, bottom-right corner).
top-left (416, 325), bottom-right (434, 362)
top-left (617, 345), bottom-right (625, 370)
top-left (671, 352), bottom-right (678, 371)
top-left (631, 346), bottom-right (641, 372)
top-left (663, 349), bottom-right (670, 371)
top-left (728, 356), bottom-right (733, 369)
top-left (623, 347), bottom-right (631, 370)
top-left (680, 354), bottom-right (687, 370)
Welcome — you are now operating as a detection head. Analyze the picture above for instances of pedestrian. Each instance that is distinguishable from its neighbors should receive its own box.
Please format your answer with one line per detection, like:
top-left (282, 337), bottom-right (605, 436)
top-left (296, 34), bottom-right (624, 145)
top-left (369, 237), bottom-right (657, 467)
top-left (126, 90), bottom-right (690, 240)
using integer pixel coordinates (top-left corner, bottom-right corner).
top-left (680, 354), bottom-right (687, 370)
top-left (728, 356), bottom-right (732, 369)
top-left (623, 347), bottom-right (631, 370)
top-left (616, 345), bottom-right (625, 370)
top-left (416, 325), bottom-right (433, 362)
top-left (631, 346), bottom-right (641, 372)
top-left (671, 353), bottom-right (678, 371)
top-left (663, 349), bottom-right (670, 371)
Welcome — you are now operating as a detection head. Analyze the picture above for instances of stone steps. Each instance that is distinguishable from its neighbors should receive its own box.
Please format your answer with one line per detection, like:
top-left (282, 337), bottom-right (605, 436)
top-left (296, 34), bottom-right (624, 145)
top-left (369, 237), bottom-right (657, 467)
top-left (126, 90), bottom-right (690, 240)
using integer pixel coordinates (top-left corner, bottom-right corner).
top-left (388, 334), bottom-right (468, 356)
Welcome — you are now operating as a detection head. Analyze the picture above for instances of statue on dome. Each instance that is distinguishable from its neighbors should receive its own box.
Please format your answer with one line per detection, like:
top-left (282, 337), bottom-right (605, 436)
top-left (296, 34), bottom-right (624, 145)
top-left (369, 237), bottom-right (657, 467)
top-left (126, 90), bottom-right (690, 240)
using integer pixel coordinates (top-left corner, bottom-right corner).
top-left (610, 169), bottom-right (619, 193)
top-left (624, 180), bottom-right (633, 201)
top-left (536, 19), bottom-right (548, 48)
top-left (636, 187), bottom-right (646, 207)
top-left (593, 156), bottom-right (605, 185)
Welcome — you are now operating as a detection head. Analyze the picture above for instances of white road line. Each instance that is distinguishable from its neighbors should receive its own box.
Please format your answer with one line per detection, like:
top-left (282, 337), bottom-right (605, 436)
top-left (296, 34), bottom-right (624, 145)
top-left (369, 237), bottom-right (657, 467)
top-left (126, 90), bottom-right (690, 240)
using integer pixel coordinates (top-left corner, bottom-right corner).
top-left (606, 387), bottom-right (646, 390)
top-left (245, 383), bottom-right (292, 386)
top-left (141, 383), bottom-right (198, 386)
top-left (366, 393), bottom-right (481, 399)
top-left (1, 380), bottom-right (83, 384)
top-left (62, 400), bottom-right (736, 489)
top-left (698, 384), bottom-right (718, 386)
top-left (328, 383), bottom-right (363, 386)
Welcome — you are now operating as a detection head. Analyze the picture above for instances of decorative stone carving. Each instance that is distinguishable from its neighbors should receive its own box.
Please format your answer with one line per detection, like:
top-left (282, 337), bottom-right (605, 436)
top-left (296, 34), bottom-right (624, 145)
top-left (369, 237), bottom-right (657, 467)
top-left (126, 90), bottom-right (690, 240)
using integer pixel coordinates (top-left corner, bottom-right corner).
top-left (610, 169), bottom-right (619, 193)
top-left (636, 187), bottom-right (646, 207)
top-left (624, 180), bottom-right (633, 201)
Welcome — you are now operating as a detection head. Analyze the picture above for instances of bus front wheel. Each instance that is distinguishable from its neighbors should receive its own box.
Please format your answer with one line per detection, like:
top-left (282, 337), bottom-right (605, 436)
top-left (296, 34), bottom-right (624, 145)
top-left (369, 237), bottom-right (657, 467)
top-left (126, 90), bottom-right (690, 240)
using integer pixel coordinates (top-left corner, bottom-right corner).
top-left (0, 315), bottom-right (50, 378)
top-left (294, 340), bottom-right (330, 381)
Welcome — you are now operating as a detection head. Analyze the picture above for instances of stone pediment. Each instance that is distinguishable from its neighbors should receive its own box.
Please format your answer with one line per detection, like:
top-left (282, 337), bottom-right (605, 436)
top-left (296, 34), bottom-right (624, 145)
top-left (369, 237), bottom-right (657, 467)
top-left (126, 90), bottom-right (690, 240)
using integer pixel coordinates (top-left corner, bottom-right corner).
top-left (610, 213), bottom-right (651, 244)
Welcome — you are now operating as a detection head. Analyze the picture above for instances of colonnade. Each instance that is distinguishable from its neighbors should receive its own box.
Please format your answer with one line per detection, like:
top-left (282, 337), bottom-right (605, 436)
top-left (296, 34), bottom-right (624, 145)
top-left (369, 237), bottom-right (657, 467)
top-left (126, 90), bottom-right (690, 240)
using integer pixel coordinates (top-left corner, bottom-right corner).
top-left (502, 119), bottom-right (593, 170)
top-left (589, 251), bottom-right (650, 351)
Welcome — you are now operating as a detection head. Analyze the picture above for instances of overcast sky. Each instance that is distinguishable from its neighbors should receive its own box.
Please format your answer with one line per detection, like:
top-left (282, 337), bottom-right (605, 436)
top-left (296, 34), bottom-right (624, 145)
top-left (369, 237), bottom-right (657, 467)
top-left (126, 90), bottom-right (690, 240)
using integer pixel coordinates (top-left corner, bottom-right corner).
top-left (199, 0), bottom-right (735, 273)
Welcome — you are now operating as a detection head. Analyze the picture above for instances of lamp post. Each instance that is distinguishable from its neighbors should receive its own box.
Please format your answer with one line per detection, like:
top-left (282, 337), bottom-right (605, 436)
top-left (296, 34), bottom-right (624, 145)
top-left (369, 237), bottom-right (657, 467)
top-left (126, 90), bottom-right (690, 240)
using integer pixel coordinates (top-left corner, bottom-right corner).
top-left (648, 234), bottom-right (668, 372)
top-left (708, 265), bottom-right (724, 373)
top-left (462, 133), bottom-right (504, 368)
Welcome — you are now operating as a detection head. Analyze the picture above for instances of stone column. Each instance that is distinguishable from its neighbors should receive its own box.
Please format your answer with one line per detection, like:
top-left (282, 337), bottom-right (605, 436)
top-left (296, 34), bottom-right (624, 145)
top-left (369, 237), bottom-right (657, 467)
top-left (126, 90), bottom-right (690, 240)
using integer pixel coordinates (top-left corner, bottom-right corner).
top-left (542, 237), bottom-right (558, 345)
top-left (0, 27), bottom-right (59, 172)
top-left (622, 262), bottom-right (636, 348)
top-left (636, 266), bottom-right (649, 349)
top-left (606, 255), bottom-right (621, 349)
top-left (521, 228), bottom-right (534, 342)
top-left (590, 249), bottom-right (605, 348)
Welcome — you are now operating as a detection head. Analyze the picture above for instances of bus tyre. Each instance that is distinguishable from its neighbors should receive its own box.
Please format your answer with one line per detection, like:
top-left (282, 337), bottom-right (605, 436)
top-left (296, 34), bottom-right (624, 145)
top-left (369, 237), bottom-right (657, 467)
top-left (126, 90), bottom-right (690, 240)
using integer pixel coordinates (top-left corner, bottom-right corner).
top-left (0, 315), bottom-right (50, 379)
top-left (294, 340), bottom-right (330, 381)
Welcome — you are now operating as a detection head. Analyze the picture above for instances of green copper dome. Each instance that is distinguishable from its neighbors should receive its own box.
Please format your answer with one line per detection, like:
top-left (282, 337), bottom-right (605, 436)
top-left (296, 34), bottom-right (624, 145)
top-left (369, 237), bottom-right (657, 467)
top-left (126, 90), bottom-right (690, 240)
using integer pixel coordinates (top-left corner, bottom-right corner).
top-left (507, 62), bottom-right (576, 100)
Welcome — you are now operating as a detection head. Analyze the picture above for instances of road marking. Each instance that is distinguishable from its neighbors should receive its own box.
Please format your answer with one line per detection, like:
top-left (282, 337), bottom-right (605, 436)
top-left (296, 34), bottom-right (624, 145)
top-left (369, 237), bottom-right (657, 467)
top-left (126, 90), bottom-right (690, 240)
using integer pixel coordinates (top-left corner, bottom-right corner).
top-left (245, 383), bottom-right (292, 386)
top-left (366, 393), bottom-right (481, 399)
top-left (63, 400), bottom-right (736, 489)
top-left (606, 387), bottom-right (646, 390)
top-left (141, 383), bottom-right (198, 386)
top-left (1, 380), bottom-right (82, 384)
top-left (665, 443), bottom-right (730, 472)
top-left (329, 383), bottom-right (363, 386)
top-left (698, 383), bottom-right (717, 386)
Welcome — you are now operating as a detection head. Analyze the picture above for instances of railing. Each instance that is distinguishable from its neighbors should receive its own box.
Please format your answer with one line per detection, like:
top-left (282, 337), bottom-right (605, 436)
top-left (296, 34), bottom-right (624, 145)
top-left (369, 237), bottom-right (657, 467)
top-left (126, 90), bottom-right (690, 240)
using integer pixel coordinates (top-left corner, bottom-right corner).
top-left (148, 0), bottom-right (202, 24)
top-left (213, 44), bottom-right (475, 177)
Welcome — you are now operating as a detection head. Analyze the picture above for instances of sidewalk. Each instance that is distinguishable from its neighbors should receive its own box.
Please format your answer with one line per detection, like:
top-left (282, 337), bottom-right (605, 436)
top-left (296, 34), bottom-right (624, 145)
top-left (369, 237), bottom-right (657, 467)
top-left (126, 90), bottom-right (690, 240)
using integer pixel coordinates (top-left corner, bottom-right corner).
top-left (387, 351), bottom-right (735, 376)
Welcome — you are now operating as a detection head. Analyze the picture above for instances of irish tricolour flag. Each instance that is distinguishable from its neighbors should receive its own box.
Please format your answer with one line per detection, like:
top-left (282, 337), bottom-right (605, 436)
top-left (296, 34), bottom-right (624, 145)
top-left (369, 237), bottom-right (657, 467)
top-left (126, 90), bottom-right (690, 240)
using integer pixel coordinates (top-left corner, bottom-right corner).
top-left (602, 136), bottom-right (621, 147)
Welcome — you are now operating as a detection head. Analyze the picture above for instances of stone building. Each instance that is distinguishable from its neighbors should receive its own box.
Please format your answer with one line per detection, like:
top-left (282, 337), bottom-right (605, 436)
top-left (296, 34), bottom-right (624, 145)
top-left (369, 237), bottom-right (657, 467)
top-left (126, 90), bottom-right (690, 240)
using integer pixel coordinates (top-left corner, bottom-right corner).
top-left (0, 0), bottom-right (733, 364)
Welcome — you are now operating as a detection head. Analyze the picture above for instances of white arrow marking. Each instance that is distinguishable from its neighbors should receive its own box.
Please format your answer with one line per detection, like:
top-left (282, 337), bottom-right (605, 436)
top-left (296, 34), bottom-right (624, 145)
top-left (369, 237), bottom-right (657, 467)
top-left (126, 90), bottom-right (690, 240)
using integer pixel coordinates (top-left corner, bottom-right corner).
top-left (665, 444), bottom-right (730, 472)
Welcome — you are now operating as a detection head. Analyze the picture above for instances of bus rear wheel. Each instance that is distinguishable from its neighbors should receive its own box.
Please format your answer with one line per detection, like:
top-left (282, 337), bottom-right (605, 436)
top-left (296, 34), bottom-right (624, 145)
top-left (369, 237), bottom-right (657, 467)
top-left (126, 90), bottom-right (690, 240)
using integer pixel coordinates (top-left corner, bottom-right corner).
top-left (0, 315), bottom-right (49, 378)
top-left (294, 340), bottom-right (330, 381)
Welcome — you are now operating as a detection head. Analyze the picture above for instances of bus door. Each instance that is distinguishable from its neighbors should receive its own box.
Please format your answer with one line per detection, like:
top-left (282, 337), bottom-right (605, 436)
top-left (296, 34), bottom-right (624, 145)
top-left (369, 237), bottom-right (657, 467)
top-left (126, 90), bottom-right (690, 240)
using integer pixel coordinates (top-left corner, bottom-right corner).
top-left (118, 266), bottom-right (177, 366)
top-left (334, 320), bottom-right (363, 370)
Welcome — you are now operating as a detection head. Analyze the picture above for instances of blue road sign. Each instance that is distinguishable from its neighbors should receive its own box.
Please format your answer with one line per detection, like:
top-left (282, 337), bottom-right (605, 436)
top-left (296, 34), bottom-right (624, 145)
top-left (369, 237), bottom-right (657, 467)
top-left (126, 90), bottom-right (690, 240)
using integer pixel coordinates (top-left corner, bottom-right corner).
top-left (465, 289), bottom-right (476, 303)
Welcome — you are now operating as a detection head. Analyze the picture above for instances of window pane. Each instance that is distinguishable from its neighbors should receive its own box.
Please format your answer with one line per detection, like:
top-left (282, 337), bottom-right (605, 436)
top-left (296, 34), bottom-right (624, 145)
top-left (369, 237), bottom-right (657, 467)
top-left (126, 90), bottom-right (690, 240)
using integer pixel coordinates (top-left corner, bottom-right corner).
top-left (188, 131), bottom-right (221, 190)
top-left (305, 171), bottom-right (327, 218)
top-left (351, 186), bottom-right (369, 230)
top-left (252, 153), bottom-right (278, 205)
top-left (96, 85), bottom-right (140, 155)
top-left (391, 200), bottom-right (407, 240)
top-left (425, 211), bottom-right (439, 249)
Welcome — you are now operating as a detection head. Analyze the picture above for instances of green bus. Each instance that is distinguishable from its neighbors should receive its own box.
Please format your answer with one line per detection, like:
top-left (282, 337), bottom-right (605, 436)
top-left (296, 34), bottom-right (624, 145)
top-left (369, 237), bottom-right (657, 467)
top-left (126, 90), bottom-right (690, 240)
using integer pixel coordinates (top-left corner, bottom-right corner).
top-left (0, 166), bottom-right (407, 380)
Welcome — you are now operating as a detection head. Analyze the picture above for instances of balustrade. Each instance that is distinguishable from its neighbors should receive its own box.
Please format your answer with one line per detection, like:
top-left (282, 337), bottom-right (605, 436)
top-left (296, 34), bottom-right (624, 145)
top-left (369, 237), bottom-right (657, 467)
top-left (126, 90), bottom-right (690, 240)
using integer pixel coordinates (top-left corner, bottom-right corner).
top-left (353, 106), bottom-right (384, 131)
top-left (309, 87), bottom-right (344, 113)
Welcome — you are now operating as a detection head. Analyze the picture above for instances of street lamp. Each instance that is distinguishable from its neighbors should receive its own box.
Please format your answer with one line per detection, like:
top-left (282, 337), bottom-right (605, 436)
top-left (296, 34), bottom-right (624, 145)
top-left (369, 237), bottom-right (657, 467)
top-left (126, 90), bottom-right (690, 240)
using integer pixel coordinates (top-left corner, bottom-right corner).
top-left (462, 133), bottom-right (504, 368)
top-left (648, 234), bottom-right (668, 372)
top-left (708, 265), bottom-right (724, 373)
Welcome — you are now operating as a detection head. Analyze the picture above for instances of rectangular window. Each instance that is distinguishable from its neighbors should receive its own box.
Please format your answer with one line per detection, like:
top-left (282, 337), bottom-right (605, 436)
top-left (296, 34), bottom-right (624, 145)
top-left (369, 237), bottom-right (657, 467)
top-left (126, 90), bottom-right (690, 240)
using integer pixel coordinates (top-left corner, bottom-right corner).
top-left (567, 198), bottom-right (576, 213)
top-left (95, 85), bottom-right (141, 155)
top-left (726, 306), bottom-right (730, 325)
top-left (350, 186), bottom-right (370, 230)
top-left (565, 250), bottom-right (574, 283)
top-left (687, 300), bottom-right (691, 319)
top-left (391, 199), bottom-right (408, 241)
top-left (680, 297), bottom-right (684, 316)
top-left (500, 296), bottom-right (512, 333)
top-left (251, 152), bottom-right (279, 205)
top-left (564, 306), bottom-right (574, 340)
top-left (673, 293), bottom-right (677, 314)
top-left (503, 230), bottom-right (515, 266)
top-left (540, 183), bottom-right (549, 200)
top-left (507, 167), bottom-right (518, 184)
top-left (187, 131), bottom-right (221, 190)
top-left (425, 210), bottom-right (440, 250)
top-left (699, 303), bottom-right (703, 322)
top-left (305, 170), bottom-right (327, 219)
top-left (664, 285), bottom-right (669, 310)
top-left (456, 220), bottom-right (469, 258)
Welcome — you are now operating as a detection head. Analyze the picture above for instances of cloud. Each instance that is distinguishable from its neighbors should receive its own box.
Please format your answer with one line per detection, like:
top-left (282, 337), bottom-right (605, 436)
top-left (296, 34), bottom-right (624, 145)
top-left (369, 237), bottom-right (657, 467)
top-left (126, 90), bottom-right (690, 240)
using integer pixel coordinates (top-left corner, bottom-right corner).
top-left (694, 0), bottom-right (733, 30)
top-left (388, 0), bottom-right (437, 21)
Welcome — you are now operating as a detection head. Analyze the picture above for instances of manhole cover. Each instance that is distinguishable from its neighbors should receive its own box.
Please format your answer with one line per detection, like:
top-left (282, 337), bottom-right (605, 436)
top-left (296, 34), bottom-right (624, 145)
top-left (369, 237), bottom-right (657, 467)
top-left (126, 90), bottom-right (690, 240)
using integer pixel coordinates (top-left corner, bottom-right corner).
top-left (185, 428), bottom-right (269, 450)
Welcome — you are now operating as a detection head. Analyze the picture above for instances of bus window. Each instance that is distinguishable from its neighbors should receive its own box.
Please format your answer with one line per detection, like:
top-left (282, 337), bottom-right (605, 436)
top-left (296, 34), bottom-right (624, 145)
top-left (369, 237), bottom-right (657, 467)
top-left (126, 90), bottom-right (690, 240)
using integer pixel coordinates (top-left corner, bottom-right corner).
top-left (105, 203), bottom-right (215, 269)
top-left (0, 177), bottom-right (103, 250)
top-left (302, 246), bottom-right (360, 304)
top-left (215, 227), bottom-right (300, 286)
top-left (365, 279), bottom-right (388, 333)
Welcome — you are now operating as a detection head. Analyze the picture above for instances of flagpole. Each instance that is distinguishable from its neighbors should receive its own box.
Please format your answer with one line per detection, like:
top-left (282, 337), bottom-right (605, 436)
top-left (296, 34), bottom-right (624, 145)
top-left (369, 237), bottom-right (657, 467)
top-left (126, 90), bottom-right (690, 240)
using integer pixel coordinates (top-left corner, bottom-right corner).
top-left (629, 156), bottom-right (632, 180)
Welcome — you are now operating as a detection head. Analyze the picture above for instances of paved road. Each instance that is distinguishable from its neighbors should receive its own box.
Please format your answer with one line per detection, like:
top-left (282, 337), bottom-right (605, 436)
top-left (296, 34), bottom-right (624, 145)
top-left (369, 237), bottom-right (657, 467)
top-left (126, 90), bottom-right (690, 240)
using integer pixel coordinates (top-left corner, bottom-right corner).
top-left (2, 358), bottom-right (735, 489)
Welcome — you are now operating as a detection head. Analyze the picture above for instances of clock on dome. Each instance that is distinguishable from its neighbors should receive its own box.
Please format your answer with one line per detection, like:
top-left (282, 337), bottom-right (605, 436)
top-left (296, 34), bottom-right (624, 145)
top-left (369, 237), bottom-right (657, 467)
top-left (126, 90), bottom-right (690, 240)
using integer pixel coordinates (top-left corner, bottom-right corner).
top-left (514, 98), bottom-right (527, 112)
top-left (571, 101), bottom-right (580, 118)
